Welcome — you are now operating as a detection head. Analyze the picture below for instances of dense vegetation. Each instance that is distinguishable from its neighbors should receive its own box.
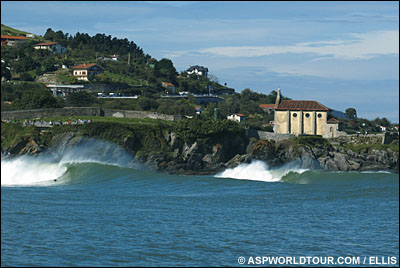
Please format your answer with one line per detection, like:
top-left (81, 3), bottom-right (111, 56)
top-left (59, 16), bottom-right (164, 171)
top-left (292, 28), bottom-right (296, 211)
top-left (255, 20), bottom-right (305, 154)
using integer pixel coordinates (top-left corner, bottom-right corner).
top-left (1, 118), bottom-right (251, 160)
top-left (1, 25), bottom-right (398, 133)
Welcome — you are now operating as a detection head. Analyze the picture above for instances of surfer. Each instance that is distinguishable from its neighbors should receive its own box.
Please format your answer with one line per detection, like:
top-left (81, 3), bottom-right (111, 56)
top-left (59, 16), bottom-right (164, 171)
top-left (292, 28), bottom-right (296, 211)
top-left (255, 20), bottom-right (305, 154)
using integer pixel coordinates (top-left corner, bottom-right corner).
top-left (54, 179), bottom-right (57, 182)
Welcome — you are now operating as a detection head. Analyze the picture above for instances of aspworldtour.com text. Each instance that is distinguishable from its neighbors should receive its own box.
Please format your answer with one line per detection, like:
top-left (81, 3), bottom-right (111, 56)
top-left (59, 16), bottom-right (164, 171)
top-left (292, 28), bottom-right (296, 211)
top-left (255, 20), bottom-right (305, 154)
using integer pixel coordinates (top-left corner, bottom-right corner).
top-left (237, 256), bottom-right (398, 266)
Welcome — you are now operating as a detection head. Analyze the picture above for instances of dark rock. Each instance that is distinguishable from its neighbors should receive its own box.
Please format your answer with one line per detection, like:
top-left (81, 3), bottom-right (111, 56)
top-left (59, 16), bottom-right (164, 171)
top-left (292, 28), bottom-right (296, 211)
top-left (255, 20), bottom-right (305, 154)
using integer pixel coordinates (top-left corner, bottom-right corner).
top-left (225, 154), bottom-right (253, 168)
top-left (182, 142), bottom-right (198, 161)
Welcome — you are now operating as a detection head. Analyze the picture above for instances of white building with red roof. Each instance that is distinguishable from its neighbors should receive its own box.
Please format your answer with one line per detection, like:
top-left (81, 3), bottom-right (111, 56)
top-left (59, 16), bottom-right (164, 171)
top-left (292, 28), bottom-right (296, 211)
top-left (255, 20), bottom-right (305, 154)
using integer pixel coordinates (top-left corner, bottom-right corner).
top-left (72, 63), bottom-right (104, 81)
top-left (1, 35), bottom-right (27, 47)
top-left (161, 81), bottom-right (176, 94)
top-left (259, 103), bottom-right (275, 113)
top-left (273, 88), bottom-right (342, 138)
top-left (227, 113), bottom-right (246, 123)
top-left (33, 42), bottom-right (67, 54)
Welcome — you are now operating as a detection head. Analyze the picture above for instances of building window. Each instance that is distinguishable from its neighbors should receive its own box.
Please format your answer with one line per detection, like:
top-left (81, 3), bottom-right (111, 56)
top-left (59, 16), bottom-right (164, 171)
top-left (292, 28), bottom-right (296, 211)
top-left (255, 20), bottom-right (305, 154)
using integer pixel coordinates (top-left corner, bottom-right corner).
top-left (318, 113), bottom-right (322, 118)
top-left (330, 127), bottom-right (333, 132)
top-left (305, 113), bottom-right (310, 118)
top-left (293, 113), bottom-right (297, 117)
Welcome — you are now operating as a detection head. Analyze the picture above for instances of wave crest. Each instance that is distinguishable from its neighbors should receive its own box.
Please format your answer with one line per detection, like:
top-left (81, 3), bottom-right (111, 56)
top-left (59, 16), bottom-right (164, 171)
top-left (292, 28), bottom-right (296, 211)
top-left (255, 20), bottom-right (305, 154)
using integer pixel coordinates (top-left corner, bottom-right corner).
top-left (215, 160), bottom-right (308, 182)
top-left (1, 138), bottom-right (136, 187)
top-left (1, 156), bottom-right (67, 186)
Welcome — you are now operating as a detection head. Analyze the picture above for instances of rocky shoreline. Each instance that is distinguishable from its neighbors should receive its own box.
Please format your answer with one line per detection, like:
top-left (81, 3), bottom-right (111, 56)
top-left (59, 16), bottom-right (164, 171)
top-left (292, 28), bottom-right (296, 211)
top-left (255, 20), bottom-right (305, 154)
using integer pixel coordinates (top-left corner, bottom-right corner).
top-left (2, 128), bottom-right (399, 175)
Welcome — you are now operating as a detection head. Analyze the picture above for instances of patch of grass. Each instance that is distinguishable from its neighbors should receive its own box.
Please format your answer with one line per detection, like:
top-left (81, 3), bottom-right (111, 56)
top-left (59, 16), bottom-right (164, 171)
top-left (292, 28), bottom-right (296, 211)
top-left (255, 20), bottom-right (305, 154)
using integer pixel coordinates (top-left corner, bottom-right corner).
top-left (1, 123), bottom-right (42, 150)
top-left (294, 135), bottom-right (329, 147)
top-left (1, 24), bottom-right (45, 42)
top-left (339, 142), bottom-right (399, 153)
top-left (103, 71), bottom-right (141, 85)
top-left (37, 115), bottom-right (173, 126)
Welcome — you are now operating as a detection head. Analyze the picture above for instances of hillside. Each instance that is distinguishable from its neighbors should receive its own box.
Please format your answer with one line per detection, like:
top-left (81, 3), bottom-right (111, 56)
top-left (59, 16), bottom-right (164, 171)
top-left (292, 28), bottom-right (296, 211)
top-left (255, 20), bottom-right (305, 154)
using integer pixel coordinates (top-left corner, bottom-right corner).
top-left (1, 24), bottom-right (44, 42)
top-left (1, 25), bottom-right (279, 126)
top-left (1, 25), bottom-right (397, 133)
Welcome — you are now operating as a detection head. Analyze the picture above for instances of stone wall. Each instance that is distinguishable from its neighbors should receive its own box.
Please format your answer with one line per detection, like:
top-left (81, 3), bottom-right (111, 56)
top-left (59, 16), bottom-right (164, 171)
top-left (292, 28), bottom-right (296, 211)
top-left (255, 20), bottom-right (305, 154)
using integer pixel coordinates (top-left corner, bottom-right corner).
top-left (1, 107), bottom-right (101, 120)
top-left (102, 109), bottom-right (182, 121)
top-left (328, 133), bottom-right (398, 145)
top-left (1, 107), bottom-right (182, 121)
top-left (258, 131), bottom-right (294, 141)
top-left (245, 129), bottom-right (294, 141)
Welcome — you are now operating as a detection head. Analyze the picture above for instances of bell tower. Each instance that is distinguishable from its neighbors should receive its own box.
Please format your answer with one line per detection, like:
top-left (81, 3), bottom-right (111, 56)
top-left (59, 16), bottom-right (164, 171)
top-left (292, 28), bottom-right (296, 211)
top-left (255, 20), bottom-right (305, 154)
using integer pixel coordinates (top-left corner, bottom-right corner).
top-left (274, 88), bottom-right (281, 108)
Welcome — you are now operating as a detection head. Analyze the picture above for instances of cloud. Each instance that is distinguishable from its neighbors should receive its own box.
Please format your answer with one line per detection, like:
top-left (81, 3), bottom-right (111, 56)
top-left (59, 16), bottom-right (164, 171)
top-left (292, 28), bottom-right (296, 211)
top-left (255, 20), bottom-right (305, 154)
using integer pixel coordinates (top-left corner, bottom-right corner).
top-left (192, 30), bottom-right (399, 60)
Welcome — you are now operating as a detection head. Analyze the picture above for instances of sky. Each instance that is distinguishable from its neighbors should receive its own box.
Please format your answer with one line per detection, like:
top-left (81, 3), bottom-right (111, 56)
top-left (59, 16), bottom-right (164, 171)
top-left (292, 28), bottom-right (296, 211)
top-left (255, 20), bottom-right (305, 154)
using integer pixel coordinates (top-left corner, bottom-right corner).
top-left (2, 1), bottom-right (399, 122)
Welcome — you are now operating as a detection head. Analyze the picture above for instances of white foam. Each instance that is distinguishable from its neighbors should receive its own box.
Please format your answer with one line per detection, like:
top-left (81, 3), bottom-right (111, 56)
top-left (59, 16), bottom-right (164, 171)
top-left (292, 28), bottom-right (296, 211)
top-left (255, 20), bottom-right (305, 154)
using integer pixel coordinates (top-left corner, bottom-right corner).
top-left (215, 160), bottom-right (308, 182)
top-left (1, 156), bottom-right (67, 187)
top-left (1, 138), bottom-right (137, 187)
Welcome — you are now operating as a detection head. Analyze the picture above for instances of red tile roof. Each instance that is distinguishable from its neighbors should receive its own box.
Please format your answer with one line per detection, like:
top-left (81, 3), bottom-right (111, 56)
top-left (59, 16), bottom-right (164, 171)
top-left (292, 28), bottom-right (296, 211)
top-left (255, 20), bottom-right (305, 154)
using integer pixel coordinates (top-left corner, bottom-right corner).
top-left (275, 100), bottom-right (330, 111)
top-left (72, 63), bottom-right (99, 69)
top-left (327, 118), bottom-right (340, 123)
top-left (34, 42), bottom-right (58, 46)
top-left (1, 35), bottom-right (27, 40)
top-left (235, 113), bottom-right (246, 117)
top-left (162, 82), bottom-right (175, 87)
top-left (259, 104), bottom-right (275, 109)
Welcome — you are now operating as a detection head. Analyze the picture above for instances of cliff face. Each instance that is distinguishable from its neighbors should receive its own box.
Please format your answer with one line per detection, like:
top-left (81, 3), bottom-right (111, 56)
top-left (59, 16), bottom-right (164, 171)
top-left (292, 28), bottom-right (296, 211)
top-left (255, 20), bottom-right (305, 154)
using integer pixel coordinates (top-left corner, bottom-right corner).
top-left (2, 123), bottom-right (399, 174)
top-left (242, 138), bottom-right (399, 173)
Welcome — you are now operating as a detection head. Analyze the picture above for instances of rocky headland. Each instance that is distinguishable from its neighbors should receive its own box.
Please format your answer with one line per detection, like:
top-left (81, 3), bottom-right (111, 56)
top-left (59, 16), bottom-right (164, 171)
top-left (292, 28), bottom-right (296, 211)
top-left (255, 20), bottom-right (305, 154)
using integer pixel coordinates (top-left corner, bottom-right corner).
top-left (2, 121), bottom-right (398, 174)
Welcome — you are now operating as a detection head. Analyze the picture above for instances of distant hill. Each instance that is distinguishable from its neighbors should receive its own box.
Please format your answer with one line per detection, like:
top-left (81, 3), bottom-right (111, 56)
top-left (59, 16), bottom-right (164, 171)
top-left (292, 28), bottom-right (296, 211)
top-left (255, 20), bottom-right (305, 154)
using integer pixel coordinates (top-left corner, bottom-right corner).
top-left (1, 24), bottom-right (44, 41)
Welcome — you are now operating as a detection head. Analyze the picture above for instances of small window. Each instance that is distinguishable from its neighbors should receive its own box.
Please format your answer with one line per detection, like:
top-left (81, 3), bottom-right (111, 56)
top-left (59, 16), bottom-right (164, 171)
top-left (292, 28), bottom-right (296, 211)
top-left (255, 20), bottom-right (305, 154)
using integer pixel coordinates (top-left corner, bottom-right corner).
top-left (293, 113), bottom-right (297, 117)
top-left (330, 127), bottom-right (333, 132)
top-left (305, 113), bottom-right (310, 118)
top-left (318, 113), bottom-right (322, 118)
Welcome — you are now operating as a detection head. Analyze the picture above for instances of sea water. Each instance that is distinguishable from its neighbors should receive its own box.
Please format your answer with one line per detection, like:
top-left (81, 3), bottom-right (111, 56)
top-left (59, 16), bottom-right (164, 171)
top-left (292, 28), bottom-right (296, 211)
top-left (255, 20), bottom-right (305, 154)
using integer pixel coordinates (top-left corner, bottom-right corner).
top-left (1, 144), bottom-right (399, 266)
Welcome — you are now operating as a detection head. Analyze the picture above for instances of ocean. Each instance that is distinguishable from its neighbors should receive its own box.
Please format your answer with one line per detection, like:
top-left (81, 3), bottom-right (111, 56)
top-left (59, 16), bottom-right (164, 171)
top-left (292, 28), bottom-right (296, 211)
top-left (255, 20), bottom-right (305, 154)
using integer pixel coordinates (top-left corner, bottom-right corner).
top-left (1, 142), bottom-right (399, 267)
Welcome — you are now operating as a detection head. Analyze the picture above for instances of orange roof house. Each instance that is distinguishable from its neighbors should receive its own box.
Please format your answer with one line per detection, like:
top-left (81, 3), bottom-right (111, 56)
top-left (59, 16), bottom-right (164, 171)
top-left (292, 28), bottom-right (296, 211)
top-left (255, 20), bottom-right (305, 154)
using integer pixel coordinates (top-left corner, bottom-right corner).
top-left (161, 81), bottom-right (176, 94)
top-left (72, 63), bottom-right (104, 81)
top-left (33, 42), bottom-right (67, 54)
top-left (1, 35), bottom-right (27, 46)
top-left (259, 103), bottom-right (276, 113)
top-left (227, 113), bottom-right (246, 123)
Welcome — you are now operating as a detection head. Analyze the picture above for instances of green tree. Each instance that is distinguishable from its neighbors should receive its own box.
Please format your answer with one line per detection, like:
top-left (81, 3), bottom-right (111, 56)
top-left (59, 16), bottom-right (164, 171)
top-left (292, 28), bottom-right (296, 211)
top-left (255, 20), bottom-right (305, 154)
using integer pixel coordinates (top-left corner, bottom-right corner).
top-left (19, 72), bottom-right (34, 81)
top-left (154, 58), bottom-right (178, 82)
top-left (44, 28), bottom-right (56, 41)
top-left (65, 92), bottom-right (97, 107)
top-left (345, 108), bottom-right (357, 120)
top-left (1, 62), bottom-right (11, 80)
top-left (13, 88), bottom-right (60, 110)
top-left (138, 97), bottom-right (156, 111)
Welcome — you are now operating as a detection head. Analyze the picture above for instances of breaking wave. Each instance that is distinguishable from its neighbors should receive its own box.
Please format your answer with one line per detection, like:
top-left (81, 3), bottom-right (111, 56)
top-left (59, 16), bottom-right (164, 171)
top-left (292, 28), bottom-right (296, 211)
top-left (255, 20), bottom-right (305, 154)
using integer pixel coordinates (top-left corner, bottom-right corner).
top-left (1, 156), bottom-right (68, 186)
top-left (215, 160), bottom-right (308, 182)
top-left (1, 138), bottom-right (137, 187)
top-left (1, 136), bottom-right (397, 187)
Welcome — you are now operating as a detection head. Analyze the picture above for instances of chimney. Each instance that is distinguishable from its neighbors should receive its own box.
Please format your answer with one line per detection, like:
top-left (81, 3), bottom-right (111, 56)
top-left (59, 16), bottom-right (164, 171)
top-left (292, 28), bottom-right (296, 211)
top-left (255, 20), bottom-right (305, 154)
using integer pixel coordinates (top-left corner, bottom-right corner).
top-left (274, 88), bottom-right (281, 108)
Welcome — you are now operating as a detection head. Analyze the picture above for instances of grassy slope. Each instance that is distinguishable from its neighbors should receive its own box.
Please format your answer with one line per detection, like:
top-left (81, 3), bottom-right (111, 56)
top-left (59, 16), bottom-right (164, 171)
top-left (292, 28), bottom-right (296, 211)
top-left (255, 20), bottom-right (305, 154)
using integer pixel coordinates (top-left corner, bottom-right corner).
top-left (1, 24), bottom-right (45, 42)
top-left (6, 116), bottom-right (173, 126)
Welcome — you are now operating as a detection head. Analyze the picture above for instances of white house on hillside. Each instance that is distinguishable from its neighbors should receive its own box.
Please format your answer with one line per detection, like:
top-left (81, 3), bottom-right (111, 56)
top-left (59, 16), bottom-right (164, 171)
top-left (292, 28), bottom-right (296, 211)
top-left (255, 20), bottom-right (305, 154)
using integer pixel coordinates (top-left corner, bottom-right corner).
top-left (186, 65), bottom-right (208, 78)
top-left (227, 113), bottom-right (246, 123)
top-left (33, 42), bottom-right (67, 54)
top-left (72, 63), bottom-right (104, 81)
